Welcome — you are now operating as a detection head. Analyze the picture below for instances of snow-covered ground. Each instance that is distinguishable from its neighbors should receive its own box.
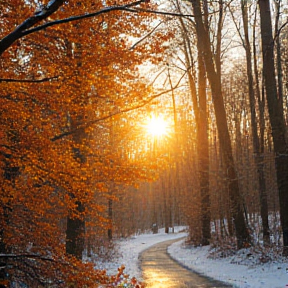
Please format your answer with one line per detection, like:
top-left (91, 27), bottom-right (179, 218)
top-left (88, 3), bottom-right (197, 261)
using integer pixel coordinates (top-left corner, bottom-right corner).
top-left (168, 238), bottom-right (288, 288)
top-left (95, 227), bottom-right (288, 288)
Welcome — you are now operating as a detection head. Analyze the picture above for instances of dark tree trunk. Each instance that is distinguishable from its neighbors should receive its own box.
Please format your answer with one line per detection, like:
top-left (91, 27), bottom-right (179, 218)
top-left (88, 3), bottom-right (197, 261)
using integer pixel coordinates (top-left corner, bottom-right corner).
top-left (0, 205), bottom-right (9, 287)
top-left (274, 1), bottom-right (284, 111)
top-left (177, 6), bottom-right (211, 245)
top-left (65, 41), bottom-right (86, 259)
top-left (191, 0), bottom-right (250, 249)
top-left (241, 0), bottom-right (270, 245)
top-left (108, 198), bottom-right (113, 240)
top-left (197, 0), bottom-right (210, 244)
top-left (252, 5), bottom-right (269, 245)
top-left (66, 201), bottom-right (85, 260)
top-left (66, 120), bottom-right (86, 259)
top-left (0, 153), bottom-right (20, 286)
top-left (258, 0), bottom-right (288, 255)
top-left (198, 51), bottom-right (210, 245)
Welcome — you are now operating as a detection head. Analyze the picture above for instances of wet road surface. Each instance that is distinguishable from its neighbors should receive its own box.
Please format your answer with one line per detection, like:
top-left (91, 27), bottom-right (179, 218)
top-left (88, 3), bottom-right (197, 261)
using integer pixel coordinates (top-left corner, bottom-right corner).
top-left (139, 238), bottom-right (234, 288)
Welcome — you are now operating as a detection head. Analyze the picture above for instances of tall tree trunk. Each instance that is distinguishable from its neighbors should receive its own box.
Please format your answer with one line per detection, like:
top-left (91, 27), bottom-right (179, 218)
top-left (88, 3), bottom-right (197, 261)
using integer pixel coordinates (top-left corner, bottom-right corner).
top-left (66, 121), bottom-right (86, 260)
top-left (0, 138), bottom-right (20, 286)
top-left (65, 41), bottom-right (86, 260)
top-left (253, 7), bottom-right (267, 244)
top-left (168, 64), bottom-right (180, 233)
top-left (197, 49), bottom-right (210, 245)
top-left (214, 0), bottom-right (223, 80)
top-left (108, 198), bottom-right (113, 240)
top-left (0, 195), bottom-right (10, 286)
top-left (191, 0), bottom-right (250, 248)
top-left (258, 0), bottom-right (288, 255)
top-left (274, 0), bottom-right (284, 111)
top-left (177, 2), bottom-right (211, 244)
top-left (66, 201), bottom-right (85, 259)
top-left (241, 0), bottom-right (270, 245)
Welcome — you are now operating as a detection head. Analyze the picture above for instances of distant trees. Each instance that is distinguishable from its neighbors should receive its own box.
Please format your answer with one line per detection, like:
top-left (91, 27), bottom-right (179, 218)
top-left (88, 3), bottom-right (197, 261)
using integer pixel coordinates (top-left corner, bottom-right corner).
top-left (117, 0), bottom-right (288, 257)
top-left (174, 0), bottom-right (288, 253)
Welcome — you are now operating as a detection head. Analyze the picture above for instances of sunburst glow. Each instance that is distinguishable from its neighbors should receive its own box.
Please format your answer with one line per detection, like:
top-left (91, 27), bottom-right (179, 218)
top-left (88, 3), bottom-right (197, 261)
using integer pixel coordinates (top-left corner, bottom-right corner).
top-left (145, 115), bottom-right (168, 137)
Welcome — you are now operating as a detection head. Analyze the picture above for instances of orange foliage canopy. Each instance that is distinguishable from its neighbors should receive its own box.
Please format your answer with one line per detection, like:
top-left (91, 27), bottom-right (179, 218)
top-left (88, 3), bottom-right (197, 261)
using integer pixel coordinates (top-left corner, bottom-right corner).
top-left (0, 0), bottom-right (166, 286)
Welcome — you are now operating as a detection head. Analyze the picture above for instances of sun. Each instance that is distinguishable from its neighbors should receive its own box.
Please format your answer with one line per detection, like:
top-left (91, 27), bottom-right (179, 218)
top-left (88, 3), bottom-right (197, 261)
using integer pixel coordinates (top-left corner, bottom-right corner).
top-left (145, 115), bottom-right (168, 137)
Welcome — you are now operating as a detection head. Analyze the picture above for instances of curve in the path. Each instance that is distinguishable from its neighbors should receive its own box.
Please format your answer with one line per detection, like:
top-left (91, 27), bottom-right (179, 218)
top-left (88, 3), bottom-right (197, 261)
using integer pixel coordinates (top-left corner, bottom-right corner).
top-left (139, 238), bottom-right (235, 288)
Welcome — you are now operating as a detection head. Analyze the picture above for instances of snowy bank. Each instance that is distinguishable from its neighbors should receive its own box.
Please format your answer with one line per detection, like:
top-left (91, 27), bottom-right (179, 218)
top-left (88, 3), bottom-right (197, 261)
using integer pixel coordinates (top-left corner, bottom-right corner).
top-left (168, 239), bottom-right (288, 288)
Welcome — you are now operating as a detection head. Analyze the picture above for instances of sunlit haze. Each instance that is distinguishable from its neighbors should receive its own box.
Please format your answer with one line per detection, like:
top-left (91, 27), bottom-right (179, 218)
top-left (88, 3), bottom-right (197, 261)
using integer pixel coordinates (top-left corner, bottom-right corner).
top-left (145, 115), bottom-right (169, 137)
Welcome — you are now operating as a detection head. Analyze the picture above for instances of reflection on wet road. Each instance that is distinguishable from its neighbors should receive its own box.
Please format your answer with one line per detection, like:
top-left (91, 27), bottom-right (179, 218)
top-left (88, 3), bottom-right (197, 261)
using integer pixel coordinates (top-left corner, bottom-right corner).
top-left (139, 238), bottom-right (234, 288)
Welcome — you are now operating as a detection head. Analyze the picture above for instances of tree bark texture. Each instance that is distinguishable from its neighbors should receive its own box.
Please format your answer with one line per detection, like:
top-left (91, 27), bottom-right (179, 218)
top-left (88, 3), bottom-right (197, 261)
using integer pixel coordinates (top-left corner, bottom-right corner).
top-left (177, 7), bottom-right (211, 245)
top-left (241, 0), bottom-right (270, 245)
top-left (197, 50), bottom-right (211, 245)
top-left (66, 201), bottom-right (85, 260)
top-left (258, 0), bottom-right (288, 255)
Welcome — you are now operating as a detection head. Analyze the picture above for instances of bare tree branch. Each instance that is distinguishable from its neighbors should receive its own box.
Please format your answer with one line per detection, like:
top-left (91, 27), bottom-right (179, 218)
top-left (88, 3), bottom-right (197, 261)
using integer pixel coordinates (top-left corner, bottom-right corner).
top-left (0, 76), bottom-right (59, 83)
top-left (0, 0), bottom-right (223, 56)
top-left (0, 0), bottom-right (146, 56)
top-left (0, 253), bottom-right (55, 262)
top-left (122, 7), bottom-right (195, 17)
top-left (274, 19), bottom-right (288, 43)
top-left (21, 6), bottom-right (195, 42)
top-left (129, 20), bottom-right (166, 50)
top-left (0, 0), bottom-right (65, 55)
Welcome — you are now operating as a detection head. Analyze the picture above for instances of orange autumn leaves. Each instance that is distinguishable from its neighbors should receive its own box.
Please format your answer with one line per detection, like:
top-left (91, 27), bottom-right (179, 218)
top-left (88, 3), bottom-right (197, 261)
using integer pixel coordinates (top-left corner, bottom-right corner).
top-left (0, 0), bottom-right (171, 286)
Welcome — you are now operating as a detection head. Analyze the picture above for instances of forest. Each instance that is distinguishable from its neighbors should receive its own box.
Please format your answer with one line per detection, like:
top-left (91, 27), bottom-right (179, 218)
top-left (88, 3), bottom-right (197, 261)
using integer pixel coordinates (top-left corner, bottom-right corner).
top-left (1, 0), bottom-right (288, 287)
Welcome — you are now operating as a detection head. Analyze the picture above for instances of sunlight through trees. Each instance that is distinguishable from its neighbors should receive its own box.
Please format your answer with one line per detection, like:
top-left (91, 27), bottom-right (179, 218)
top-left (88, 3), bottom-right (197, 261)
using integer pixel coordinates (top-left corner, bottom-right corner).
top-left (1, 0), bottom-right (288, 286)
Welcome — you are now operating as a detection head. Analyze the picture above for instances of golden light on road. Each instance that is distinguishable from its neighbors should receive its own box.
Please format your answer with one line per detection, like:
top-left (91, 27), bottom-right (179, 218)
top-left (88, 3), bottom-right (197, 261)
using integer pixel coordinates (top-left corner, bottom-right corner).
top-left (145, 115), bottom-right (169, 137)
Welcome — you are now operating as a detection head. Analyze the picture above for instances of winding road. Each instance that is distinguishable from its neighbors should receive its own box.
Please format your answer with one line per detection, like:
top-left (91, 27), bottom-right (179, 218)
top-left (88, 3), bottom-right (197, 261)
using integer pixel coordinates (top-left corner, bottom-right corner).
top-left (139, 238), bottom-right (234, 288)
